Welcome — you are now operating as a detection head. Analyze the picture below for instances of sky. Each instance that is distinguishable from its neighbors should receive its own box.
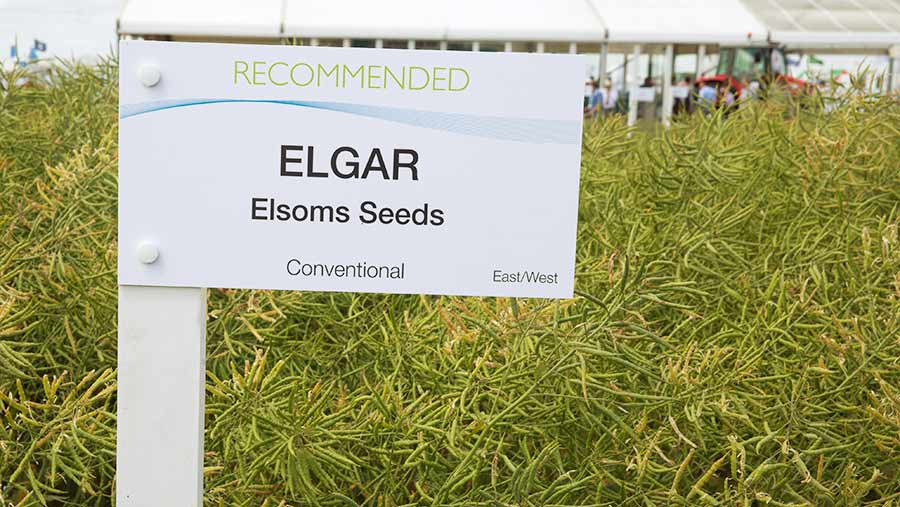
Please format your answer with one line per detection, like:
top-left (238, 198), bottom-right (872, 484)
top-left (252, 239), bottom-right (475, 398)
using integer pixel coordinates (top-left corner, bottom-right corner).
top-left (0, 0), bottom-right (121, 61)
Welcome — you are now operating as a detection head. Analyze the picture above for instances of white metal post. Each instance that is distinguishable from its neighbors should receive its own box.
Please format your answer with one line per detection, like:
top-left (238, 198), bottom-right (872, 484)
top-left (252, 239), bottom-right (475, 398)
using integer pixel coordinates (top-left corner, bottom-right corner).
top-left (888, 45), bottom-right (899, 92)
top-left (661, 43), bottom-right (674, 126)
top-left (504, 42), bottom-right (513, 52)
top-left (342, 39), bottom-right (351, 48)
top-left (568, 42), bottom-right (577, 54)
top-left (472, 41), bottom-right (480, 52)
top-left (117, 285), bottom-right (207, 507)
top-left (628, 44), bottom-right (641, 127)
top-left (696, 44), bottom-right (706, 79)
top-left (309, 38), bottom-right (319, 47)
top-left (598, 42), bottom-right (608, 81)
top-left (375, 39), bottom-right (384, 49)
top-left (440, 41), bottom-right (448, 51)
top-left (407, 40), bottom-right (416, 50)
top-left (536, 42), bottom-right (545, 53)
top-left (888, 56), bottom-right (895, 92)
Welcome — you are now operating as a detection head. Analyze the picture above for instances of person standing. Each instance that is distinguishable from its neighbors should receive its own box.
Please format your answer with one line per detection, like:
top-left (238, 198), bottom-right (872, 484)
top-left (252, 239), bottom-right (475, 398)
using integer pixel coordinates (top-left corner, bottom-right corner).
top-left (674, 76), bottom-right (692, 115)
top-left (638, 77), bottom-right (655, 121)
top-left (720, 83), bottom-right (736, 110)
top-left (601, 78), bottom-right (618, 117)
top-left (584, 77), bottom-right (595, 109)
top-left (698, 80), bottom-right (717, 114)
top-left (584, 79), bottom-right (603, 119)
top-left (739, 78), bottom-right (755, 102)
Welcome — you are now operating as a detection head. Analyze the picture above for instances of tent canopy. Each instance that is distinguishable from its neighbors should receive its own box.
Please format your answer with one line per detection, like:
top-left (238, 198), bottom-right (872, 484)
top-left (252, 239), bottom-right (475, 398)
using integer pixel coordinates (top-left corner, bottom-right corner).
top-left (590, 0), bottom-right (766, 45)
top-left (118, 0), bottom-right (283, 38)
top-left (443, 0), bottom-right (606, 42)
top-left (118, 0), bottom-right (900, 51)
top-left (739, 0), bottom-right (900, 49)
top-left (282, 0), bottom-right (445, 40)
top-left (281, 0), bottom-right (609, 42)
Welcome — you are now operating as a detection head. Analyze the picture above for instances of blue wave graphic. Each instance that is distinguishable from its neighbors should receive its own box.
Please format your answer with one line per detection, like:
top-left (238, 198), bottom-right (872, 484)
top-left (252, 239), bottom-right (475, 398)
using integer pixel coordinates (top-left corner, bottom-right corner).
top-left (120, 99), bottom-right (580, 145)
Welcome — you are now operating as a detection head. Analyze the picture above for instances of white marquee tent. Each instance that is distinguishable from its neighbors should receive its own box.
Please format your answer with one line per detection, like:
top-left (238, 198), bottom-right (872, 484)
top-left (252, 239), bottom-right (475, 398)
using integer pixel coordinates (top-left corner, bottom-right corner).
top-left (118, 0), bottom-right (900, 50)
top-left (590, 0), bottom-right (766, 46)
top-left (283, 0), bottom-right (445, 42)
top-left (118, 0), bottom-right (283, 38)
top-left (741, 0), bottom-right (900, 50)
top-left (118, 0), bottom-right (900, 124)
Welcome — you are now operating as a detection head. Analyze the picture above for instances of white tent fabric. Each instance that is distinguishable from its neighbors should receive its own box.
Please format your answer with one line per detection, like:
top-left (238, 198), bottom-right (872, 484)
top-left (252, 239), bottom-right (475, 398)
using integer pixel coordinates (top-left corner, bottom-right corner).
top-left (282, 0), bottom-right (445, 40)
top-left (282, 0), bottom-right (759, 43)
top-left (442, 0), bottom-right (606, 42)
top-left (740, 0), bottom-right (900, 48)
top-left (283, 0), bottom-right (606, 42)
top-left (118, 0), bottom-right (283, 37)
top-left (589, 0), bottom-right (767, 44)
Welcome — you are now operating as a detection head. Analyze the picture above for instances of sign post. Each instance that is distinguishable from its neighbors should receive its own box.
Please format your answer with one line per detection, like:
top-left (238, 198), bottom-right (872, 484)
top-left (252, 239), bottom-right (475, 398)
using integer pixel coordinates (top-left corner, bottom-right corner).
top-left (117, 286), bottom-right (205, 507)
top-left (117, 40), bottom-right (584, 505)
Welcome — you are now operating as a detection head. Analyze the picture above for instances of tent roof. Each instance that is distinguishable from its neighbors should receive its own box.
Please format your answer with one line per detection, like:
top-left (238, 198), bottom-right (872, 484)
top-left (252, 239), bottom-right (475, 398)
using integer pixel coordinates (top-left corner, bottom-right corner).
top-left (590, 0), bottom-right (767, 44)
top-left (442, 0), bottom-right (606, 42)
top-left (282, 0), bottom-right (606, 42)
top-left (118, 0), bottom-right (900, 50)
top-left (118, 0), bottom-right (283, 38)
top-left (739, 0), bottom-right (900, 49)
top-left (282, 0), bottom-right (445, 40)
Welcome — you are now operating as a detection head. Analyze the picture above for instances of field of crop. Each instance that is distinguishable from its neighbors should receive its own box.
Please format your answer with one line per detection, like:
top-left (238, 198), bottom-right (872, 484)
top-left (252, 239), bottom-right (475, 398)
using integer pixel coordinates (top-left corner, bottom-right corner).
top-left (1, 61), bottom-right (900, 506)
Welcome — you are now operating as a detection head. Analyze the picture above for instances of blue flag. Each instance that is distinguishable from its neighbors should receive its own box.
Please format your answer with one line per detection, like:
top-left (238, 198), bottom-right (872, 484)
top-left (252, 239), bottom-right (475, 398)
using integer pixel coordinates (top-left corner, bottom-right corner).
top-left (34, 39), bottom-right (47, 52)
top-left (10, 45), bottom-right (16, 58)
top-left (28, 47), bottom-right (37, 61)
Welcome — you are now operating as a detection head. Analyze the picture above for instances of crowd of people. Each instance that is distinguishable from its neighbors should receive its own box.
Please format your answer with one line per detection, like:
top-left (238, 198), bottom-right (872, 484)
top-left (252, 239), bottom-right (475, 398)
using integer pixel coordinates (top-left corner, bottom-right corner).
top-left (584, 78), bottom-right (619, 118)
top-left (584, 75), bottom-right (763, 119)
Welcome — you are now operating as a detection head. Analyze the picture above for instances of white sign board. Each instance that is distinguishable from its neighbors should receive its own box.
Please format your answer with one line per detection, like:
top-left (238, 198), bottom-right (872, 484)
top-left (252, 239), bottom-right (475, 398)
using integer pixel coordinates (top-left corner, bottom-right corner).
top-left (672, 85), bottom-right (690, 99)
top-left (119, 41), bottom-right (583, 298)
top-left (634, 86), bottom-right (656, 103)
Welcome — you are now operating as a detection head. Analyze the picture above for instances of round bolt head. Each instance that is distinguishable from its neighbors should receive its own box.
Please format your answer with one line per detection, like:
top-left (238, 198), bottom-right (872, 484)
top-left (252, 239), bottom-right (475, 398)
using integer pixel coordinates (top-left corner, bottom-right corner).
top-left (138, 64), bottom-right (161, 87)
top-left (137, 242), bottom-right (159, 264)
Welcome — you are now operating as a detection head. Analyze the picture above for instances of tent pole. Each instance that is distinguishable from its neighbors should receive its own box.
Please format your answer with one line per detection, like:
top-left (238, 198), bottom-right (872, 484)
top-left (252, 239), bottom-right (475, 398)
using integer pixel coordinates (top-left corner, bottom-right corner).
top-left (662, 43), bottom-right (674, 127)
top-left (887, 46), bottom-right (898, 92)
top-left (894, 46), bottom-right (900, 92)
top-left (888, 56), bottom-right (894, 92)
top-left (628, 44), bottom-right (641, 127)
top-left (599, 42), bottom-right (608, 80)
top-left (696, 44), bottom-right (706, 79)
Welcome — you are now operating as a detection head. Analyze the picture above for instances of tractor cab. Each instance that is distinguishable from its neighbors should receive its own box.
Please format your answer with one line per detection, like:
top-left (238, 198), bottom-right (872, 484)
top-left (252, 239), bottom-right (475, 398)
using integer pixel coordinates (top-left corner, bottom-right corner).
top-left (719, 47), bottom-right (787, 83)
top-left (698, 46), bottom-right (809, 97)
